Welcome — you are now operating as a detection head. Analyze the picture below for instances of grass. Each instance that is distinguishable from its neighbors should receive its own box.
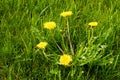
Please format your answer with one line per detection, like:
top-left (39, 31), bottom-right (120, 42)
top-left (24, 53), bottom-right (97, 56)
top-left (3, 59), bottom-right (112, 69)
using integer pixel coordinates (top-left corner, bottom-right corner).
top-left (0, 0), bottom-right (120, 80)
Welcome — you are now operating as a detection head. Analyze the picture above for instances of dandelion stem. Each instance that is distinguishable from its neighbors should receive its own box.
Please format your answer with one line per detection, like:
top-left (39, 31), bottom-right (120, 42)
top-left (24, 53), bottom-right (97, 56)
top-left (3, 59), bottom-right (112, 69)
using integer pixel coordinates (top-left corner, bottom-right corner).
top-left (88, 27), bottom-right (94, 45)
top-left (91, 27), bottom-right (94, 39)
top-left (90, 27), bottom-right (94, 41)
top-left (66, 18), bottom-right (74, 55)
top-left (42, 50), bottom-right (48, 59)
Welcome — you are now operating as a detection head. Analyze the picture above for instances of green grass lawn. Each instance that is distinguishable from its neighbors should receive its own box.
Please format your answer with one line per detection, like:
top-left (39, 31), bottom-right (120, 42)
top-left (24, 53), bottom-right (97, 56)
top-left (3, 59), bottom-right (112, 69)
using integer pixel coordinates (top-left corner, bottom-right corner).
top-left (0, 0), bottom-right (120, 80)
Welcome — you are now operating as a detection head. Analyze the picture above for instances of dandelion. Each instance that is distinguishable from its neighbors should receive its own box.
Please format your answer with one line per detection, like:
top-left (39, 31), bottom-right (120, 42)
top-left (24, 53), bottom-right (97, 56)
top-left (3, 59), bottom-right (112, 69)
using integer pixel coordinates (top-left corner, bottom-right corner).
top-left (59, 54), bottom-right (72, 66)
top-left (35, 42), bottom-right (48, 49)
top-left (88, 22), bottom-right (98, 40)
top-left (88, 22), bottom-right (98, 27)
top-left (44, 21), bottom-right (56, 30)
top-left (60, 29), bottom-right (63, 32)
top-left (60, 11), bottom-right (73, 17)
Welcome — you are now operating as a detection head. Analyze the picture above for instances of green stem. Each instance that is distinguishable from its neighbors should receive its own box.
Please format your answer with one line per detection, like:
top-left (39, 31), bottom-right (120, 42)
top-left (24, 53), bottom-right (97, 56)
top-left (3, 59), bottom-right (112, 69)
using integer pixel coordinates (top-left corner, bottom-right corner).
top-left (88, 27), bottom-right (94, 45)
top-left (66, 18), bottom-right (74, 55)
top-left (91, 27), bottom-right (94, 39)
top-left (42, 50), bottom-right (48, 59)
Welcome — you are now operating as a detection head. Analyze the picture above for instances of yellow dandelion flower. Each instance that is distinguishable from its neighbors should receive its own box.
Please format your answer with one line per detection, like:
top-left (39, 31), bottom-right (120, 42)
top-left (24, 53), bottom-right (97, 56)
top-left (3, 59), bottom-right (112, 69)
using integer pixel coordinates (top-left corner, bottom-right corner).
top-left (60, 29), bottom-right (63, 32)
top-left (60, 11), bottom-right (73, 17)
top-left (44, 21), bottom-right (56, 30)
top-left (88, 22), bottom-right (98, 27)
top-left (35, 42), bottom-right (48, 49)
top-left (59, 54), bottom-right (72, 66)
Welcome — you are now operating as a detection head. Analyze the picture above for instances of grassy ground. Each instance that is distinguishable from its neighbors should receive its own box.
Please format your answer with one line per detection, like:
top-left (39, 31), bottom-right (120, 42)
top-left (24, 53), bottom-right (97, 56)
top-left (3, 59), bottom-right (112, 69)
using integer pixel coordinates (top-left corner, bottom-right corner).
top-left (0, 0), bottom-right (120, 80)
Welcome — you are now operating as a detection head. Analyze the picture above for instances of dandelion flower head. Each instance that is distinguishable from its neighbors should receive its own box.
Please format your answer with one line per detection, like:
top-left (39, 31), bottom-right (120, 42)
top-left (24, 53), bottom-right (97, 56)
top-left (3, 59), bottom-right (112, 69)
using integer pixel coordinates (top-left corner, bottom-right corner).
top-left (59, 54), bottom-right (72, 66)
top-left (44, 21), bottom-right (56, 30)
top-left (88, 22), bottom-right (98, 27)
top-left (60, 11), bottom-right (73, 17)
top-left (60, 29), bottom-right (63, 32)
top-left (36, 42), bottom-right (48, 49)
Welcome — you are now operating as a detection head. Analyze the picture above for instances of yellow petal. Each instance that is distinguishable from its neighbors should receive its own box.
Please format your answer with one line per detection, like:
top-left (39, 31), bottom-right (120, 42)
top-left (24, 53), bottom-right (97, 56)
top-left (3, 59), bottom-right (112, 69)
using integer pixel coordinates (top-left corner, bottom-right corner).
top-left (36, 42), bottom-right (48, 49)
top-left (44, 21), bottom-right (56, 30)
top-left (59, 54), bottom-right (72, 66)
top-left (60, 11), bottom-right (73, 17)
top-left (88, 22), bottom-right (98, 27)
